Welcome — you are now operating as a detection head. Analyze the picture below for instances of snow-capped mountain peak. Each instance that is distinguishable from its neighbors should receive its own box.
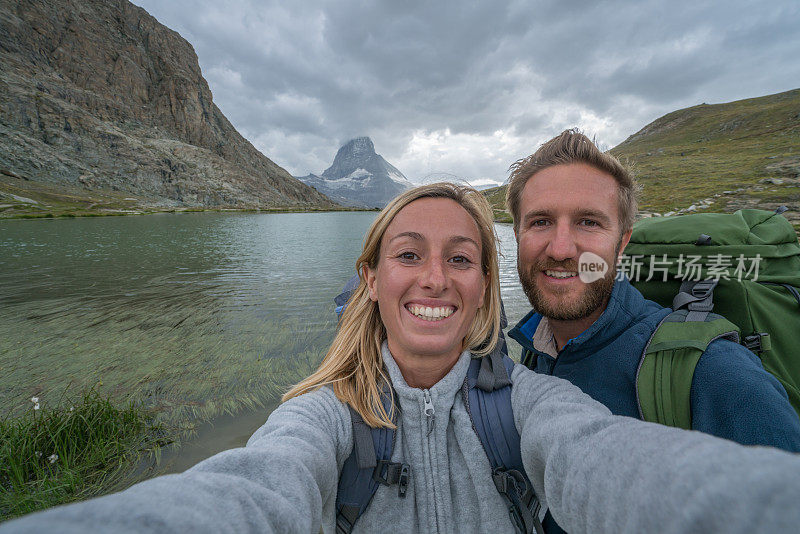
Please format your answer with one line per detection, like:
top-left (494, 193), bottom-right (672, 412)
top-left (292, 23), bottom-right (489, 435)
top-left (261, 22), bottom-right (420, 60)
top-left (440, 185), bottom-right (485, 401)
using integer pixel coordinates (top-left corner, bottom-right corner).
top-left (297, 137), bottom-right (413, 208)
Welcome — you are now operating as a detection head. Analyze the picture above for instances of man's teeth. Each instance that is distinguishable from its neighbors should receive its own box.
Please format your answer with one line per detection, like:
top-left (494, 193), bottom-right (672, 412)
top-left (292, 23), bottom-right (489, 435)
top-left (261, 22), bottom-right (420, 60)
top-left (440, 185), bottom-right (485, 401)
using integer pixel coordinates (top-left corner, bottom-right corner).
top-left (545, 270), bottom-right (577, 279)
top-left (407, 305), bottom-right (455, 321)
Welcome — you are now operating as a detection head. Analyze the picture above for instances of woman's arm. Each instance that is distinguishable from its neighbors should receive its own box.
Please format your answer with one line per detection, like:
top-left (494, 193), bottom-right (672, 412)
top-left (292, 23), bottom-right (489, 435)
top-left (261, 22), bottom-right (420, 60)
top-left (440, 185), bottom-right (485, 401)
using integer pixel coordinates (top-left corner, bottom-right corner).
top-left (3, 388), bottom-right (351, 534)
top-left (511, 364), bottom-right (800, 534)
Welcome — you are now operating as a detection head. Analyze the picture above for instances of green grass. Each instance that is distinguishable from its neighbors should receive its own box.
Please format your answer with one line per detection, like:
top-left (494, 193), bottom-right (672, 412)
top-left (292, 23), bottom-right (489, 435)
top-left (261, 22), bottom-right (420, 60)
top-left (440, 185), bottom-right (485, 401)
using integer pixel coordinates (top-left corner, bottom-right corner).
top-left (0, 388), bottom-right (171, 521)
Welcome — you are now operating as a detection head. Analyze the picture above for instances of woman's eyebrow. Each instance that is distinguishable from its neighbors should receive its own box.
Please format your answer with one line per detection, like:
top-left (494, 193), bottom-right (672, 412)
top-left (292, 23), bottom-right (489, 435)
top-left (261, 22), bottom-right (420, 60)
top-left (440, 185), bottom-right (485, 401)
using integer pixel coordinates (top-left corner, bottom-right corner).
top-left (388, 231), bottom-right (424, 243)
top-left (449, 236), bottom-right (480, 249)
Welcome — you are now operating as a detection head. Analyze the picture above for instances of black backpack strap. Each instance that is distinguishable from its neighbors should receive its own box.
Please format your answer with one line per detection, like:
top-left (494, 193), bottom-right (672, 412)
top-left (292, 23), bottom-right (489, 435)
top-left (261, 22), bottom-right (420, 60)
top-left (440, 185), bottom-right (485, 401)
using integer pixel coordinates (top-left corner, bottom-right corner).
top-left (464, 346), bottom-right (544, 534)
top-left (671, 279), bottom-right (718, 321)
top-left (335, 386), bottom-right (409, 534)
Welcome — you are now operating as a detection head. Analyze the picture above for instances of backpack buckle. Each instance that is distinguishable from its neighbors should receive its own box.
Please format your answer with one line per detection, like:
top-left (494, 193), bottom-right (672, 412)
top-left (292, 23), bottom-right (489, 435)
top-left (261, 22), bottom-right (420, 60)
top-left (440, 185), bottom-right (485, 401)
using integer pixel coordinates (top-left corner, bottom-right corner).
top-left (689, 279), bottom-right (716, 301)
top-left (744, 333), bottom-right (770, 354)
top-left (397, 464), bottom-right (410, 498)
top-left (372, 460), bottom-right (410, 496)
top-left (673, 279), bottom-right (718, 318)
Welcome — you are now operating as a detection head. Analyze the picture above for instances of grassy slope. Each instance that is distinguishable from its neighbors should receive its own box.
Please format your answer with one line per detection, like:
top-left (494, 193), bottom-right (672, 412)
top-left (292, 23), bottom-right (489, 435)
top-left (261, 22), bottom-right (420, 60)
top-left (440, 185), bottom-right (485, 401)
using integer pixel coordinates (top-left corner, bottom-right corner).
top-left (609, 88), bottom-right (800, 213)
top-left (484, 89), bottom-right (800, 233)
top-left (483, 185), bottom-right (512, 223)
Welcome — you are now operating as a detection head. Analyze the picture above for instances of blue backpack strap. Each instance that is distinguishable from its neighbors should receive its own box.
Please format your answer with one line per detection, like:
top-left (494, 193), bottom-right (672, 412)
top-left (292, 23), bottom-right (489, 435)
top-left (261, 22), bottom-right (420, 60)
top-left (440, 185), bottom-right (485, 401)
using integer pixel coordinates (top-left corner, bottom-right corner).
top-left (463, 347), bottom-right (544, 534)
top-left (335, 386), bottom-right (410, 534)
top-left (334, 274), bottom-right (362, 320)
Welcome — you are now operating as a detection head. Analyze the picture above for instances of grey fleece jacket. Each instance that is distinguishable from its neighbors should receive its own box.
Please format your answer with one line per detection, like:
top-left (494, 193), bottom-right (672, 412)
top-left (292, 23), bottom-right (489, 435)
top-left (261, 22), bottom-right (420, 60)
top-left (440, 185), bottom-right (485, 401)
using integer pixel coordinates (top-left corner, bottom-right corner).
top-left (5, 345), bottom-right (800, 533)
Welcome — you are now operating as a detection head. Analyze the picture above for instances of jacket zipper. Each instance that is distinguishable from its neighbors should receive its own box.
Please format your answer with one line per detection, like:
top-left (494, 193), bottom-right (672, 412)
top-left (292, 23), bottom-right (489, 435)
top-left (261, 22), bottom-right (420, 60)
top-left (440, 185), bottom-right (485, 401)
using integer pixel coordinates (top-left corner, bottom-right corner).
top-left (423, 388), bottom-right (435, 435)
top-left (422, 388), bottom-right (440, 531)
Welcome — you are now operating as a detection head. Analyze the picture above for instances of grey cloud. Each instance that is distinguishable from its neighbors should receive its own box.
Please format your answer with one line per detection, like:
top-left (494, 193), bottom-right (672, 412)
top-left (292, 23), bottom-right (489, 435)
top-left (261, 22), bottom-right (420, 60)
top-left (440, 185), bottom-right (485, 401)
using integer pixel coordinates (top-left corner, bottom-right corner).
top-left (132, 0), bottom-right (800, 182)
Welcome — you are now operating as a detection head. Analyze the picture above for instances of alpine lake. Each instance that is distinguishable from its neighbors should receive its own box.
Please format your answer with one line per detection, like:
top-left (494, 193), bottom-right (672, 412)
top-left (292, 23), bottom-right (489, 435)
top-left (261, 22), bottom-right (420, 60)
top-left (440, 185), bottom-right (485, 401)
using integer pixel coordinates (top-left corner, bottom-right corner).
top-left (0, 211), bottom-right (529, 471)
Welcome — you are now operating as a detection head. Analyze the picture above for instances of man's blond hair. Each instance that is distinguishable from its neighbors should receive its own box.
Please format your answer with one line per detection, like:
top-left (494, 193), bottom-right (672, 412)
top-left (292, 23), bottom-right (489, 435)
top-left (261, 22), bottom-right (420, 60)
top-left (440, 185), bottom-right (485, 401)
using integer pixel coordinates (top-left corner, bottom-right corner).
top-left (506, 128), bottom-right (639, 233)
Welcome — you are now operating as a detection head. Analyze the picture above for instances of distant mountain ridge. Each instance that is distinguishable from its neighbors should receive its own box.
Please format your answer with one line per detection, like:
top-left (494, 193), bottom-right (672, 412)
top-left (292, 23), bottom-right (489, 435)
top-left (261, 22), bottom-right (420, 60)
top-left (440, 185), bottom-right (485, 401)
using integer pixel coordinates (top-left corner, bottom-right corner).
top-left (297, 137), bottom-right (413, 208)
top-left (483, 88), bottom-right (800, 226)
top-left (0, 0), bottom-right (334, 212)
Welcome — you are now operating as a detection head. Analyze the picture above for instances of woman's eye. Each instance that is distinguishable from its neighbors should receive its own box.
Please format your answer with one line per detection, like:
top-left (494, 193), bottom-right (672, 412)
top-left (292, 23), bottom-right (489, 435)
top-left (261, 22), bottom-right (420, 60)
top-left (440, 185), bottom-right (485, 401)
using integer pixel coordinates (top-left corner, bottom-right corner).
top-left (398, 251), bottom-right (419, 261)
top-left (449, 255), bottom-right (472, 265)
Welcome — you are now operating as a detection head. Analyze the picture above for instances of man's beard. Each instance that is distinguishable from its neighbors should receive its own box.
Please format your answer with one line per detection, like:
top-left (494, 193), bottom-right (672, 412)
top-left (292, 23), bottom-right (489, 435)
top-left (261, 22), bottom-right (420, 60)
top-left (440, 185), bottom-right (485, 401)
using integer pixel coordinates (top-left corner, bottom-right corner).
top-left (518, 257), bottom-right (616, 321)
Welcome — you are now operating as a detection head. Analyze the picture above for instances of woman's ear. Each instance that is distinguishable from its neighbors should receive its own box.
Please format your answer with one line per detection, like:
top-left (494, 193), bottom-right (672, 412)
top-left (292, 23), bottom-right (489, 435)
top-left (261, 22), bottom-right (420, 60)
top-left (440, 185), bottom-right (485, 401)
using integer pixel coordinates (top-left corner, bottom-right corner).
top-left (363, 264), bottom-right (378, 302)
top-left (478, 272), bottom-right (488, 309)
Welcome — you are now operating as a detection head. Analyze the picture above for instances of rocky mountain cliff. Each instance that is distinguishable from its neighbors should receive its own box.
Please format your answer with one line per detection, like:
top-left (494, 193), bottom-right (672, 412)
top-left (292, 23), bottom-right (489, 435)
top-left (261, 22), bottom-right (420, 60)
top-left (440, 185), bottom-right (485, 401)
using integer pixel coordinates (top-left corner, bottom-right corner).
top-left (297, 137), bottom-right (413, 208)
top-left (0, 0), bottom-right (335, 211)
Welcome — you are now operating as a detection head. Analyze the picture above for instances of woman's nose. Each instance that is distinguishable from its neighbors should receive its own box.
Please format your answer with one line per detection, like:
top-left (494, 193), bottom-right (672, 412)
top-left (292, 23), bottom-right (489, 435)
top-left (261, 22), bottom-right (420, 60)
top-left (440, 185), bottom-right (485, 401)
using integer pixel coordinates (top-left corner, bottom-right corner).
top-left (418, 259), bottom-right (447, 292)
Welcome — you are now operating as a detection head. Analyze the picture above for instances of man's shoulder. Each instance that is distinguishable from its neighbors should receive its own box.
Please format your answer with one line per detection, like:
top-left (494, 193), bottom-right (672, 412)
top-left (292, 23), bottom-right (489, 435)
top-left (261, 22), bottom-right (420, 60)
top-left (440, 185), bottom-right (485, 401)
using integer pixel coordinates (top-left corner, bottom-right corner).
top-left (614, 279), bottom-right (671, 323)
top-left (695, 337), bottom-right (766, 380)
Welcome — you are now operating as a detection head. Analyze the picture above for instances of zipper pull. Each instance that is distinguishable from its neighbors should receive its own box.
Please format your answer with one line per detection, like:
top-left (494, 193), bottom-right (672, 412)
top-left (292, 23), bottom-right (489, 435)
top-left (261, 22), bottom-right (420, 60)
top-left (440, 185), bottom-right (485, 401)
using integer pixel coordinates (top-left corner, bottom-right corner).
top-left (423, 389), bottom-right (435, 435)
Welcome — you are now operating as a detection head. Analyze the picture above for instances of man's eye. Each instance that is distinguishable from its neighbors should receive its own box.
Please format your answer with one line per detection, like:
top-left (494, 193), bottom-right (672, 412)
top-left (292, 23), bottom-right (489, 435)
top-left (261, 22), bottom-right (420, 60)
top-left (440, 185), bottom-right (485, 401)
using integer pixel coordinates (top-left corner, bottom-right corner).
top-left (580, 219), bottom-right (599, 227)
top-left (530, 219), bottom-right (549, 227)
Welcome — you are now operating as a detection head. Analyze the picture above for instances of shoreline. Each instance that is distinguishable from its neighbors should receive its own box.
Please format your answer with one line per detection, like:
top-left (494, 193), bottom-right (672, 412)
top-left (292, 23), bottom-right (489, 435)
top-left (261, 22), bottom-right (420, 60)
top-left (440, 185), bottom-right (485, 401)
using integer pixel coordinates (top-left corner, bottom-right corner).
top-left (145, 402), bottom-right (279, 476)
top-left (0, 205), bottom-right (379, 220)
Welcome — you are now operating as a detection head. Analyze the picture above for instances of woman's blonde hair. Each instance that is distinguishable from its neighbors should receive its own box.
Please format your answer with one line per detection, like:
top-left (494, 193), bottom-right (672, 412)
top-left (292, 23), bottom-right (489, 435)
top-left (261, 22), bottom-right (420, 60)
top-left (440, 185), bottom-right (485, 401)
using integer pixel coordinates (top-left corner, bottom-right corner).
top-left (283, 182), bottom-right (501, 428)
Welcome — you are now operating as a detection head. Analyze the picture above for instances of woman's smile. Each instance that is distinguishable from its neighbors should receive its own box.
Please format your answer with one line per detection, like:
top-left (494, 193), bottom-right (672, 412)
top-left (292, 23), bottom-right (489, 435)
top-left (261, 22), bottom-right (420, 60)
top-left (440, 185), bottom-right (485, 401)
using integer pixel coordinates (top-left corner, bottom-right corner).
top-left (405, 303), bottom-right (456, 321)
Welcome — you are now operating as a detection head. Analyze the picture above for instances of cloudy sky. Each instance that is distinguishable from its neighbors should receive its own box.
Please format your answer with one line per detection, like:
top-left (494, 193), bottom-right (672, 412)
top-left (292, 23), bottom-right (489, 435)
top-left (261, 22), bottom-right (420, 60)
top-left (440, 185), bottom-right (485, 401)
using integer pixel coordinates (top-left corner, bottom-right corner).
top-left (132, 0), bottom-right (799, 188)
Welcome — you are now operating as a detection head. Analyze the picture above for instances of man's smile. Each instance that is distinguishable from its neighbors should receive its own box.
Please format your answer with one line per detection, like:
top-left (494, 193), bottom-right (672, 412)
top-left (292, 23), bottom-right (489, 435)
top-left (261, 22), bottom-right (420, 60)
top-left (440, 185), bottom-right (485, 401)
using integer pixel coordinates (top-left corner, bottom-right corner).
top-left (544, 270), bottom-right (578, 280)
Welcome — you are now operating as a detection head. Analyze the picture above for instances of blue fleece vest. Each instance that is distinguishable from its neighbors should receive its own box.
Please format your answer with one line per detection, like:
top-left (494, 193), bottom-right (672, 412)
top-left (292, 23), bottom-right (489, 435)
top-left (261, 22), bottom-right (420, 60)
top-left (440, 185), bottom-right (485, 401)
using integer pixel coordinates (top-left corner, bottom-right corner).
top-left (508, 278), bottom-right (800, 452)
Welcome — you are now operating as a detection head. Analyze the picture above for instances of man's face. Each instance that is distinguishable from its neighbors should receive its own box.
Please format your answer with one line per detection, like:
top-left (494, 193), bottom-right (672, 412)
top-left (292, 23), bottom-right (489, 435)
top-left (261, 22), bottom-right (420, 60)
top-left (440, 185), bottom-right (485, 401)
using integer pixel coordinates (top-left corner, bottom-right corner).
top-left (515, 163), bottom-right (631, 321)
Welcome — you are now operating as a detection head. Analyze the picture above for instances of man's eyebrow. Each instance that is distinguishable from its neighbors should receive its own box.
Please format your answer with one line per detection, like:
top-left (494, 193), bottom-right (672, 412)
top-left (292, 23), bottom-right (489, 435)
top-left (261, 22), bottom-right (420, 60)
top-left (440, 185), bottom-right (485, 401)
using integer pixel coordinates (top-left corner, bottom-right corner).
top-left (521, 209), bottom-right (551, 225)
top-left (388, 231), bottom-right (424, 243)
top-left (577, 209), bottom-right (612, 223)
top-left (521, 208), bottom-right (613, 224)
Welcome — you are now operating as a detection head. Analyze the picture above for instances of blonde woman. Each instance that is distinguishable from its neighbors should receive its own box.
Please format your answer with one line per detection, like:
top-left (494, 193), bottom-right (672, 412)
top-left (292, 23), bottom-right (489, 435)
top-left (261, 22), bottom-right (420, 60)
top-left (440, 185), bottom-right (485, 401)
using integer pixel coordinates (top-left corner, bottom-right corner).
top-left (7, 183), bottom-right (800, 534)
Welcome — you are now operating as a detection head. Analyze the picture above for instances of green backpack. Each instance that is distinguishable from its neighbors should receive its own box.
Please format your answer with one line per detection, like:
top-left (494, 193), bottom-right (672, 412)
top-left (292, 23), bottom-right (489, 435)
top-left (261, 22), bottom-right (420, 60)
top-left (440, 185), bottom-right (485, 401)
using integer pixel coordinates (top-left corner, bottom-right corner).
top-left (623, 208), bottom-right (800, 429)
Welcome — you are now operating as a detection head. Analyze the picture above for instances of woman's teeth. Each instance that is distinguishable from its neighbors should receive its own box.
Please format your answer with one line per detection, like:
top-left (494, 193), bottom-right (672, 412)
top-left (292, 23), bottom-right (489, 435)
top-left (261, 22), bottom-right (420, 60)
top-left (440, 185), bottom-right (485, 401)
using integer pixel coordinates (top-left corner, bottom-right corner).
top-left (407, 305), bottom-right (455, 321)
top-left (545, 270), bottom-right (577, 279)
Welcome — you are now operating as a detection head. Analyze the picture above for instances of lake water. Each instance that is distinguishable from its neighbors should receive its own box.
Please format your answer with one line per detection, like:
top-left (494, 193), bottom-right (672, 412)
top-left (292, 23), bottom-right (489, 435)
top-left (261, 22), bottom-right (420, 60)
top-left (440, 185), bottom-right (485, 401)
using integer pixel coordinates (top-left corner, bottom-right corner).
top-left (0, 212), bottom-right (528, 428)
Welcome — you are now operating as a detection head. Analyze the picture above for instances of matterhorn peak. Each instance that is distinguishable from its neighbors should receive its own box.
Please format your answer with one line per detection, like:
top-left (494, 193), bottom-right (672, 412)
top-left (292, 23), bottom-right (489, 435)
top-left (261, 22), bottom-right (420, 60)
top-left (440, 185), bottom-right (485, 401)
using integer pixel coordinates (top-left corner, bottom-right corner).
top-left (296, 137), bottom-right (413, 208)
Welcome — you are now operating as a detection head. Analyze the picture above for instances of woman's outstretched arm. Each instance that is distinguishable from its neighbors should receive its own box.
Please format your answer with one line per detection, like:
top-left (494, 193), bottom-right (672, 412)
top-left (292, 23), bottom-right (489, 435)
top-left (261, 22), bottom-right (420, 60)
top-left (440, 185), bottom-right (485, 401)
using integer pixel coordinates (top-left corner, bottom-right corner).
top-left (2, 387), bottom-right (351, 534)
top-left (511, 364), bottom-right (800, 534)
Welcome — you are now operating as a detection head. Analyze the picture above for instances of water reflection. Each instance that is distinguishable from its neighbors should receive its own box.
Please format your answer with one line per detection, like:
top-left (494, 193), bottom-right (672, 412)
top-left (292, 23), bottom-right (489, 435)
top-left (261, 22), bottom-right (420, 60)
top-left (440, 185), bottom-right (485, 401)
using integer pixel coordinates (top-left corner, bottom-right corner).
top-left (0, 213), bottom-right (527, 423)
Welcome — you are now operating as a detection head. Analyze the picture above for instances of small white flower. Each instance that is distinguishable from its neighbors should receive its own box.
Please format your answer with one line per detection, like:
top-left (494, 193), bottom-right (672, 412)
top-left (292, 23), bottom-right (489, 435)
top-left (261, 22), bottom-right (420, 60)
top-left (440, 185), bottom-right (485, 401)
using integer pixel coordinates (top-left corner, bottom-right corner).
top-left (69, 406), bottom-right (74, 412)
top-left (35, 451), bottom-right (42, 458)
top-left (33, 403), bottom-right (40, 410)
top-left (31, 397), bottom-right (39, 403)
top-left (48, 454), bottom-right (58, 464)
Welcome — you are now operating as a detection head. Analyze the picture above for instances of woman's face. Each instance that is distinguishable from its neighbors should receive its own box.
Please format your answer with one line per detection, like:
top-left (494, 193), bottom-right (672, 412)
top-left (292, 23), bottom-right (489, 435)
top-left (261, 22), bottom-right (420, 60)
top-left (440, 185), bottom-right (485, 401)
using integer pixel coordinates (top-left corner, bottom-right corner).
top-left (365, 197), bottom-right (488, 364)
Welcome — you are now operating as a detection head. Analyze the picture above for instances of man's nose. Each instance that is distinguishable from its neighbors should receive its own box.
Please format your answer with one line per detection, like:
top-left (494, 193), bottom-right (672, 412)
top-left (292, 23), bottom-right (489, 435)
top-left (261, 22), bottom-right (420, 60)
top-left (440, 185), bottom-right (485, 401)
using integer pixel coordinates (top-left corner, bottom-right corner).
top-left (419, 258), bottom-right (447, 292)
top-left (545, 224), bottom-right (578, 261)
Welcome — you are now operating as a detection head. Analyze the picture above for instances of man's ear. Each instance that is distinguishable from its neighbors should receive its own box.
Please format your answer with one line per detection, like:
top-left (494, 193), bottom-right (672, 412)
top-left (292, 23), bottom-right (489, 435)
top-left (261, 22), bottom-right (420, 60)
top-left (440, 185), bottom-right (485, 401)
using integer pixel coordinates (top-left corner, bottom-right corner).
top-left (618, 229), bottom-right (632, 260)
top-left (363, 264), bottom-right (378, 302)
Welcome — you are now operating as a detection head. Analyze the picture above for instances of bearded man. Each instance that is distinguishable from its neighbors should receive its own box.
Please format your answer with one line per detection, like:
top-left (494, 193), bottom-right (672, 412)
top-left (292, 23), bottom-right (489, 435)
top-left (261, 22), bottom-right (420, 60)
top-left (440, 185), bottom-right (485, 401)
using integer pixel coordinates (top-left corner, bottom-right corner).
top-left (506, 130), bottom-right (800, 532)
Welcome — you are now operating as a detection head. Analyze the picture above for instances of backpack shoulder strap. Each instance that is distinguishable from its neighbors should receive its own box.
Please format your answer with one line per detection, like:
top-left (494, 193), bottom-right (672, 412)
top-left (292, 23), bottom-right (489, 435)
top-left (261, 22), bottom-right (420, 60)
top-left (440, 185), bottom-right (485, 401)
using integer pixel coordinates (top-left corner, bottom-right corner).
top-left (335, 386), bottom-right (410, 534)
top-left (636, 280), bottom-right (740, 429)
top-left (464, 347), bottom-right (544, 534)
